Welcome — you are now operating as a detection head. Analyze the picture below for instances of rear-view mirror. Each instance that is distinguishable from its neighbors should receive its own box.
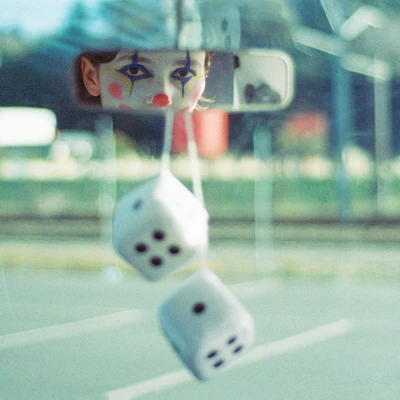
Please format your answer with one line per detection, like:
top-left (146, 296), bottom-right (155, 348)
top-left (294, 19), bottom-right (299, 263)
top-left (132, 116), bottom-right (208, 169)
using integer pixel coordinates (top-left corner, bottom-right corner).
top-left (74, 49), bottom-right (294, 114)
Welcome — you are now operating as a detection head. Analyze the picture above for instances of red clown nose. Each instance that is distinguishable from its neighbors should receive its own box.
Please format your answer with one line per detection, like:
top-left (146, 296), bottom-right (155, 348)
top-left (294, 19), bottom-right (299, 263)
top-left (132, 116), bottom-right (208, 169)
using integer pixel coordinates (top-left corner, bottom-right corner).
top-left (152, 93), bottom-right (172, 108)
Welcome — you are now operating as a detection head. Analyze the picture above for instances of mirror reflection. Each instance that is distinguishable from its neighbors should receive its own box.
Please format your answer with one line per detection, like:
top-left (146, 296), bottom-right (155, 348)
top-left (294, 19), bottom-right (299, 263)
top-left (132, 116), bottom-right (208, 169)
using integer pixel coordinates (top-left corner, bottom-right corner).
top-left (77, 50), bottom-right (212, 112)
top-left (75, 49), bottom-right (294, 113)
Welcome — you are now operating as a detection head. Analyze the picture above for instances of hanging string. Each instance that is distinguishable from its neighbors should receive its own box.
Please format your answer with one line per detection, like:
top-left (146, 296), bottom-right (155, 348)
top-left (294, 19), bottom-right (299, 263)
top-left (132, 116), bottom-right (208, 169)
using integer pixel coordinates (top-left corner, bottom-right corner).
top-left (160, 110), bottom-right (174, 172)
top-left (184, 112), bottom-right (204, 206)
top-left (183, 112), bottom-right (209, 270)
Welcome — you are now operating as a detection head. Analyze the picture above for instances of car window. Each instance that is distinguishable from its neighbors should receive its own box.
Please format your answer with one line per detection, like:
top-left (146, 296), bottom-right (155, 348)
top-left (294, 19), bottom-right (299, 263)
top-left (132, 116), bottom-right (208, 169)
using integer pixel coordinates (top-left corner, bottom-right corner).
top-left (1, 1), bottom-right (400, 400)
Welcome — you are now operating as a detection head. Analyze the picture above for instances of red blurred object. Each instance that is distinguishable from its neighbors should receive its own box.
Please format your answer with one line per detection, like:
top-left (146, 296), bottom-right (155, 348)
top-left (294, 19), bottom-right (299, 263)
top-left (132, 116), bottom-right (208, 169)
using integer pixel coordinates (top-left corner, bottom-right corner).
top-left (172, 109), bottom-right (229, 158)
top-left (152, 93), bottom-right (172, 108)
top-left (287, 111), bottom-right (328, 137)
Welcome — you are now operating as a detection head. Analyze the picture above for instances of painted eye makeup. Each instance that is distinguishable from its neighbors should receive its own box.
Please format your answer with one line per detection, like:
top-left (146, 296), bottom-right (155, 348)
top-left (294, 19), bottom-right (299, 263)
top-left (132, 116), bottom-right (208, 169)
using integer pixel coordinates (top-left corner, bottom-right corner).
top-left (173, 51), bottom-right (197, 97)
top-left (111, 50), bottom-right (201, 100)
top-left (171, 68), bottom-right (196, 81)
top-left (116, 51), bottom-right (153, 95)
top-left (118, 64), bottom-right (152, 80)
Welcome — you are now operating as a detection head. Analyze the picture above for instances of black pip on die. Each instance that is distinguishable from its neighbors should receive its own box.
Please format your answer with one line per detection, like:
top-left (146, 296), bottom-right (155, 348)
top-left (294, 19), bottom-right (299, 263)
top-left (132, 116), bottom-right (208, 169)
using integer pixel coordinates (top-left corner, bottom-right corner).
top-left (112, 170), bottom-right (209, 281)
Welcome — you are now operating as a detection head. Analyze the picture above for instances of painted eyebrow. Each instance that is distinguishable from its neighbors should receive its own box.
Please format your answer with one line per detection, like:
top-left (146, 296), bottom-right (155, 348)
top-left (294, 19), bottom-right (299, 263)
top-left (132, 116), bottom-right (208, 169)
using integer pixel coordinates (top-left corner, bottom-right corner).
top-left (113, 54), bottom-right (202, 67)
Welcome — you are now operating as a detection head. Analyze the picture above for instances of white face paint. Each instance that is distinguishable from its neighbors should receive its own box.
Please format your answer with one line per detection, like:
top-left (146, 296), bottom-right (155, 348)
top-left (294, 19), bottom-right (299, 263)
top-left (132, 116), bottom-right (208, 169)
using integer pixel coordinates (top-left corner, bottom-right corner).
top-left (97, 50), bottom-right (207, 112)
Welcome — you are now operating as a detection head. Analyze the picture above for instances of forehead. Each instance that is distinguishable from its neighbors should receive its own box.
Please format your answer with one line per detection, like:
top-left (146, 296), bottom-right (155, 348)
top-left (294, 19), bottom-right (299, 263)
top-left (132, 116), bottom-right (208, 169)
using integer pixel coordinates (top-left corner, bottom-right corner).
top-left (113, 50), bottom-right (206, 66)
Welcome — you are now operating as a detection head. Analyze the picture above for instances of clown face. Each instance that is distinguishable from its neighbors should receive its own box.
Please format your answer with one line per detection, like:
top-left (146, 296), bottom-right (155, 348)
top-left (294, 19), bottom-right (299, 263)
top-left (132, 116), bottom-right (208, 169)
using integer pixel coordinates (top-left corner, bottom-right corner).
top-left (81, 50), bottom-right (207, 112)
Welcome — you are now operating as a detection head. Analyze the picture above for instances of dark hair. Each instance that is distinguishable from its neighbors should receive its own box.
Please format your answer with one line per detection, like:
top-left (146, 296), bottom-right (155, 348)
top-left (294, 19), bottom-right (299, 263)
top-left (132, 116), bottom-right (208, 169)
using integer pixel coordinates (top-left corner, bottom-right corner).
top-left (75, 51), bottom-right (118, 106)
top-left (75, 50), bottom-right (214, 109)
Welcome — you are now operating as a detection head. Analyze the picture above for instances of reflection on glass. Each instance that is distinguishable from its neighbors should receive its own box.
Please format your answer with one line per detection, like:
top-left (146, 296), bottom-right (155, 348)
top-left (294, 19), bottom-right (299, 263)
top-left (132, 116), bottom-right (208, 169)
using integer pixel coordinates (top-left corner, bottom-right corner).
top-left (232, 49), bottom-right (293, 111)
top-left (75, 50), bottom-right (294, 113)
top-left (76, 50), bottom-right (214, 112)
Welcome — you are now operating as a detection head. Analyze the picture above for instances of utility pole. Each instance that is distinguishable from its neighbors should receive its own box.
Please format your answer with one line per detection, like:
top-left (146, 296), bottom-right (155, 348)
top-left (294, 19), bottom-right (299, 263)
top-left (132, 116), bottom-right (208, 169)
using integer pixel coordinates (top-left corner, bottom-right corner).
top-left (321, 0), bottom-right (353, 222)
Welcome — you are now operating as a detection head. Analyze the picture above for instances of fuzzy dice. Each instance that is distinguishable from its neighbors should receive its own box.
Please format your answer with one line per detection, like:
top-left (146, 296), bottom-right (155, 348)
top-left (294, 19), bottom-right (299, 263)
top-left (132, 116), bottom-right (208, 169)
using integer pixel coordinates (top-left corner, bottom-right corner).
top-left (158, 268), bottom-right (255, 380)
top-left (112, 170), bottom-right (209, 281)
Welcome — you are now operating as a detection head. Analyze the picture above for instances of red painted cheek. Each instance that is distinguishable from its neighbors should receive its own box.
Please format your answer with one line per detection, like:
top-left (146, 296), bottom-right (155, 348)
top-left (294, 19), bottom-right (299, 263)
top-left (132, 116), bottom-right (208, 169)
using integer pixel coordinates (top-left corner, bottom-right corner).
top-left (108, 82), bottom-right (123, 100)
top-left (192, 87), bottom-right (203, 103)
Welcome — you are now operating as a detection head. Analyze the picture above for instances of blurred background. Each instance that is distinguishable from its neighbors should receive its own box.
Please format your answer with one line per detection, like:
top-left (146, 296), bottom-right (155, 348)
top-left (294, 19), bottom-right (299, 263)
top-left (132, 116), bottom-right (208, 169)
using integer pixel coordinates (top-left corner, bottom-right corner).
top-left (1, 2), bottom-right (400, 400)
top-left (1, 0), bottom-right (400, 277)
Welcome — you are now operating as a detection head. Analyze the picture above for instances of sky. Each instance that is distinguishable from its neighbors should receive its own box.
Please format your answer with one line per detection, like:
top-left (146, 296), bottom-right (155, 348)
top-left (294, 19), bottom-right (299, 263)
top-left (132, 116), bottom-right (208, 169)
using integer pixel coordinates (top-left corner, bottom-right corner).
top-left (0, 0), bottom-right (99, 36)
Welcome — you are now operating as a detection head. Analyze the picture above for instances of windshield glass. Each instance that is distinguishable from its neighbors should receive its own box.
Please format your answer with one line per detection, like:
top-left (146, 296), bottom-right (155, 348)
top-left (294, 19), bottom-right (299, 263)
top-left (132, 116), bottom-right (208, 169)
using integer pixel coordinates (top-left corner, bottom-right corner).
top-left (1, 1), bottom-right (400, 399)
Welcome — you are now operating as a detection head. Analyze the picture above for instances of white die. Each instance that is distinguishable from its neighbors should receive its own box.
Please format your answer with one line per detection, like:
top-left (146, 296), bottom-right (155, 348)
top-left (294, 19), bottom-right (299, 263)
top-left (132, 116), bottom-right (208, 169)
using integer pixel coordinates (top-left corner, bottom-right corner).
top-left (158, 268), bottom-right (255, 380)
top-left (112, 170), bottom-right (209, 281)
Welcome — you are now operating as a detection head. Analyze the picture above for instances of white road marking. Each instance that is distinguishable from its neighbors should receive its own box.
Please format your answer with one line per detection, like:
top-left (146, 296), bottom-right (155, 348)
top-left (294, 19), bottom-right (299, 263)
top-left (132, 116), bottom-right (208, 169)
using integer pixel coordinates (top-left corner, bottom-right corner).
top-left (240, 318), bottom-right (353, 366)
top-left (106, 370), bottom-right (193, 400)
top-left (105, 318), bottom-right (353, 400)
top-left (0, 309), bottom-right (142, 350)
top-left (0, 301), bottom-right (127, 314)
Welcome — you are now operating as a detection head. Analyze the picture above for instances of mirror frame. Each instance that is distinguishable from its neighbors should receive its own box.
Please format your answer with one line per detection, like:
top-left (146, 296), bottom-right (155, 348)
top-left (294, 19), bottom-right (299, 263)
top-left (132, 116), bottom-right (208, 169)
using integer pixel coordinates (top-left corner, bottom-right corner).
top-left (73, 49), bottom-right (295, 114)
